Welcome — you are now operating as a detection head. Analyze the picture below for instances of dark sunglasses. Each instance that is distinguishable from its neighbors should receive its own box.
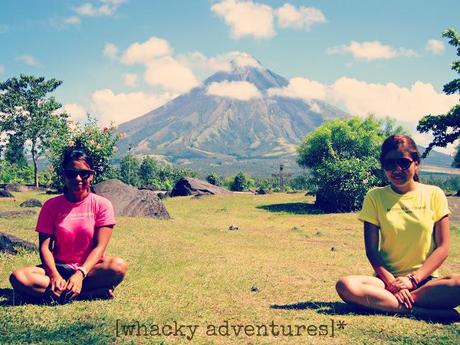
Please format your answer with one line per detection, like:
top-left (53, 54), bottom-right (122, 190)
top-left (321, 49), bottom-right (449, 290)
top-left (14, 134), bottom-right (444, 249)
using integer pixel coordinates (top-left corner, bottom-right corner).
top-left (64, 169), bottom-right (94, 179)
top-left (382, 158), bottom-right (414, 171)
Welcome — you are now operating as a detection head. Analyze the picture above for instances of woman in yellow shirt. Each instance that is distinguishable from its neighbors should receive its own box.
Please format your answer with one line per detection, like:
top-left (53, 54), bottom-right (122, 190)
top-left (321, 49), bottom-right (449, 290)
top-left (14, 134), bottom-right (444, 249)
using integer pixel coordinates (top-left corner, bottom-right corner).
top-left (336, 134), bottom-right (460, 320)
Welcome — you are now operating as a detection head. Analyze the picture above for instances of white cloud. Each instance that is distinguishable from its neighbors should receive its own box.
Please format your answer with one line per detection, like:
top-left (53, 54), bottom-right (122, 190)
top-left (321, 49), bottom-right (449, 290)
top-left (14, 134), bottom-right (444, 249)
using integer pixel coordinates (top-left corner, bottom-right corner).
top-left (90, 89), bottom-right (174, 125)
top-left (144, 56), bottom-right (199, 93)
top-left (74, 0), bottom-right (126, 17)
top-left (103, 42), bottom-right (118, 60)
top-left (328, 41), bottom-right (418, 60)
top-left (123, 73), bottom-right (138, 87)
top-left (0, 65), bottom-right (4, 75)
top-left (268, 77), bottom-right (326, 100)
top-left (426, 39), bottom-right (445, 55)
top-left (17, 55), bottom-right (40, 66)
top-left (206, 81), bottom-right (261, 100)
top-left (211, 0), bottom-right (275, 39)
top-left (121, 36), bottom-right (171, 65)
top-left (63, 103), bottom-right (87, 121)
top-left (328, 77), bottom-right (456, 122)
top-left (64, 16), bottom-right (81, 25)
top-left (276, 3), bottom-right (326, 30)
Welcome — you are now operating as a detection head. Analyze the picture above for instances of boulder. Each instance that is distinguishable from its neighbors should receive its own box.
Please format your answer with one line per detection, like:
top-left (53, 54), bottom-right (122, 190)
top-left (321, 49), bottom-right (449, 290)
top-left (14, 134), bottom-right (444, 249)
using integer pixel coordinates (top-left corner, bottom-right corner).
top-left (255, 188), bottom-right (270, 195)
top-left (170, 177), bottom-right (231, 197)
top-left (5, 182), bottom-right (28, 192)
top-left (20, 198), bottom-right (43, 208)
top-left (0, 190), bottom-right (14, 198)
top-left (93, 179), bottom-right (170, 219)
top-left (0, 232), bottom-right (36, 254)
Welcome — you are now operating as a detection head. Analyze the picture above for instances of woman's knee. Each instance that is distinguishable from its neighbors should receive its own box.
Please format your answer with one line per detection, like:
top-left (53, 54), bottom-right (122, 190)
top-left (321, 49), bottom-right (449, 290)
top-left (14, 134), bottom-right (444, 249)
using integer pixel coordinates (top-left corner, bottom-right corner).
top-left (336, 276), bottom-right (356, 300)
top-left (9, 269), bottom-right (28, 289)
top-left (109, 257), bottom-right (128, 278)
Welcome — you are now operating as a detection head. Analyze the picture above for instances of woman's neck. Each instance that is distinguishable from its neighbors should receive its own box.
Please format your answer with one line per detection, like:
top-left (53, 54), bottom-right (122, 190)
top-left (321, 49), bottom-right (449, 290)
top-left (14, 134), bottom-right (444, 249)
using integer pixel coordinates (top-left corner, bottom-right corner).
top-left (390, 180), bottom-right (417, 194)
top-left (64, 190), bottom-right (90, 202)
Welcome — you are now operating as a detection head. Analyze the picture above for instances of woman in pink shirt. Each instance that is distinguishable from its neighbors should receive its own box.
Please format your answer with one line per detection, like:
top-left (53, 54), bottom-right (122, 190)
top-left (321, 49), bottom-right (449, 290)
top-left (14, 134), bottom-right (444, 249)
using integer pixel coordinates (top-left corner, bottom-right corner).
top-left (10, 149), bottom-right (128, 303)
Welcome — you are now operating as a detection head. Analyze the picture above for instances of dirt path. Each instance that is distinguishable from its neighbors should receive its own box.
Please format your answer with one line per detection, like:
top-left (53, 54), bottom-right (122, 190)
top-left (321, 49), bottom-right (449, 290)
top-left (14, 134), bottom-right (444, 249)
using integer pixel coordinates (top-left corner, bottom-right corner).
top-left (447, 196), bottom-right (460, 225)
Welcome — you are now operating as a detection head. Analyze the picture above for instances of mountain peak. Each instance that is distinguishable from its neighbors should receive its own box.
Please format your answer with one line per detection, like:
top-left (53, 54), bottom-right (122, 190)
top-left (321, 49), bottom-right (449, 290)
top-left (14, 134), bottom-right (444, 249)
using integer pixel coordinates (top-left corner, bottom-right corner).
top-left (229, 53), bottom-right (263, 71)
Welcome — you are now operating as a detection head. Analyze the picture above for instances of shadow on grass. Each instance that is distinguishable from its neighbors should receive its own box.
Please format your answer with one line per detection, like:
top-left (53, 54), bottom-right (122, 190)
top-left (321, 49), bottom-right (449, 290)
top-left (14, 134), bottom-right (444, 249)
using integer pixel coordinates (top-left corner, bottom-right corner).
top-left (271, 301), bottom-right (358, 315)
top-left (271, 301), bottom-right (459, 324)
top-left (257, 202), bottom-right (323, 215)
top-left (1, 320), bottom-right (115, 344)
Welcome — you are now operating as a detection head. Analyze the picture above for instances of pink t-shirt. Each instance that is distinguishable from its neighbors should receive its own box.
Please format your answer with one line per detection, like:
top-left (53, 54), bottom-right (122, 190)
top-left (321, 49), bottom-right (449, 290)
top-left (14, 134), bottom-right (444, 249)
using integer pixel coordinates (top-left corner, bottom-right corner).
top-left (36, 193), bottom-right (116, 268)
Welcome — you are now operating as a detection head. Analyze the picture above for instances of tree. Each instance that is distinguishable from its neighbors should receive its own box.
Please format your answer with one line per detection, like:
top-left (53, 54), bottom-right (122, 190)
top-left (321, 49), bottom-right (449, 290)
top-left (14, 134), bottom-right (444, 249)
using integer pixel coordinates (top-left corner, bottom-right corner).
top-left (206, 172), bottom-right (223, 186)
top-left (231, 172), bottom-right (254, 191)
top-left (139, 156), bottom-right (160, 186)
top-left (47, 115), bottom-right (121, 190)
top-left (119, 154), bottom-right (140, 186)
top-left (417, 28), bottom-right (460, 166)
top-left (0, 75), bottom-right (68, 186)
top-left (297, 116), bottom-right (405, 212)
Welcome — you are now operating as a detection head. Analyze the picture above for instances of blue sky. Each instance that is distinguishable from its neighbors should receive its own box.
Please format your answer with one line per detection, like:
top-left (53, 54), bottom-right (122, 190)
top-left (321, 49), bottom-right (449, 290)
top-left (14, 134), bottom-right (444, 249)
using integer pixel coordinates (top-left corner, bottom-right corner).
top-left (1, 0), bottom-right (459, 153)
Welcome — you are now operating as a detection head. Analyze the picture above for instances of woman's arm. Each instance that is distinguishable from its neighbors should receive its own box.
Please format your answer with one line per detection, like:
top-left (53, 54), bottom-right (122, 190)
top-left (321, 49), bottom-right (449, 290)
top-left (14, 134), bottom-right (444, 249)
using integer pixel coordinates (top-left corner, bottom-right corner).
top-left (413, 215), bottom-right (450, 282)
top-left (63, 226), bottom-right (113, 300)
top-left (364, 222), bottom-right (396, 288)
top-left (38, 233), bottom-right (66, 296)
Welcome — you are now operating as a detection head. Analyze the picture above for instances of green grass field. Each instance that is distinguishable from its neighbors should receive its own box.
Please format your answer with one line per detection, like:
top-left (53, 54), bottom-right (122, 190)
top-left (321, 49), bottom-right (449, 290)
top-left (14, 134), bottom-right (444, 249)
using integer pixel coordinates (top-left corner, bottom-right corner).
top-left (0, 192), bottom-right (459, 344)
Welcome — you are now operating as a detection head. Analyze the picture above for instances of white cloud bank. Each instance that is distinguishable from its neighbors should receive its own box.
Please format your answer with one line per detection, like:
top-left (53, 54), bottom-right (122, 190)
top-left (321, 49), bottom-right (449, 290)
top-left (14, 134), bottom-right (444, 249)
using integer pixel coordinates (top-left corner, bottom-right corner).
top-left (211, 0), bottom-right (325, 39)
top-left (426, 39), bottom-right (445, 55)
top-left (206, 81), bottom-right (261, 100)
top-left (268, 77), bottom-right (457, 123)
top-left (276, 3), bottom-right (326, 30)
top-left (74, 0), bottom-right (126, 17)
top-left (64, 16), bottom-right (81, 25)
top-left (123, 73), bottom-right (138, 87)
top-left (121, 37), bottom-right (172, 65)
top-left (328, 41), bottom-right (418, 60)
top-left (90, 89), bottom-right (174, 125)
top-left (63, 103), bottom-right (87, 121)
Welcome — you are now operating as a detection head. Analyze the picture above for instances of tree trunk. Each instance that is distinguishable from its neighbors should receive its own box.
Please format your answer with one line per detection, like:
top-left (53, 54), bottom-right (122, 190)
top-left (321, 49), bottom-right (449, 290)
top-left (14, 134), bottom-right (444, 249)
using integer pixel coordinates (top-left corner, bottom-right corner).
top-left (31, 142), bottom-right (38, 188)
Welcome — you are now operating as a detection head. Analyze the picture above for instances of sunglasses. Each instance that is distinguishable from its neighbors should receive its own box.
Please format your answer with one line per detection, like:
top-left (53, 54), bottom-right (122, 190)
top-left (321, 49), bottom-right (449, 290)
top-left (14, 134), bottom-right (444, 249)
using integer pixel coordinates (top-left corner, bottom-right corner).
top-left (64, 169), bottom-right (94, 179)
top-left (382, 158), bottom-right (414, 171)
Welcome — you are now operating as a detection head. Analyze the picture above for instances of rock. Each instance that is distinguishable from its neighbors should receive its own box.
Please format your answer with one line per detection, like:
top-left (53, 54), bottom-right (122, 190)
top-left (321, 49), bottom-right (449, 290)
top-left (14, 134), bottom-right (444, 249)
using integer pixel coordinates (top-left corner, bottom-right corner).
top-left (228, 224), bottom-right (239, 231)
top-left (331, 247), bottom-right (336, 251)
top-left (157, 192), bottom-right (167, 200)
top-left (5, 182), bottom-right (28, 192)
top-left (456, 189), bottom-right (460, 197)
top-left (255, 188), bottom-right (269, 195)
top-left (0, 210), bottom-right (37, 218)
top-left (20, 198), bottom-right (43, 208)
top-left (0, 232), bottom-right (36, 254)
top-left (93, 179), bottom-right (170, 219)
top-left (250, 286), bottom-right (259, 292)
top-left (0, 190), bottom-right (14, 198)
top-left (170, 177), bottom-right (231, 197)
top-left (138, 185), bottom-right (158, 191)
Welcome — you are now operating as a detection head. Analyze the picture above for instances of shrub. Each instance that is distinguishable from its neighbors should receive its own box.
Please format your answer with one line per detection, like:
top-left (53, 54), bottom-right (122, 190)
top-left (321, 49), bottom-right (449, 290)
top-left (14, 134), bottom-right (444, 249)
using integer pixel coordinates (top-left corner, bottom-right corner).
top-left (230, 172), bottom-right (254, 191)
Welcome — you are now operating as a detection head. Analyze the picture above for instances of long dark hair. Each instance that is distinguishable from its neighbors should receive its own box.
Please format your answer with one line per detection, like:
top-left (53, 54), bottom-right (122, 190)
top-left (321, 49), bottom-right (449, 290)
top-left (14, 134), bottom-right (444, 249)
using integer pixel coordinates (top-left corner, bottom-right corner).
top-left (380, 134), bottom-right (421, 182)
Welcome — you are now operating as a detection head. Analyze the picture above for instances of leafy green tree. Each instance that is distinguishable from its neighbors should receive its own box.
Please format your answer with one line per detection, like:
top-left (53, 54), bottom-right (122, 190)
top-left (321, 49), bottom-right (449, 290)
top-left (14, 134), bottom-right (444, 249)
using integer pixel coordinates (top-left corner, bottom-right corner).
top-left (139, 156), bottom-right (160, 186)
top-left (47, 115), bottom-right (120, 190)
top-left (4, 133), bottom-right (27, 166)
top-left (417, 28), bottom-right (460, 166)
top-left (206, 172), bottom-right (223, 186)
top-left (0, 75), bottom-right (68, 186)
top-left (119, 154), bottom-right (140, 187)
top-left (230, 172), bottom-right (254, 191)
top-left (297, 116), bottom-right (405, 212)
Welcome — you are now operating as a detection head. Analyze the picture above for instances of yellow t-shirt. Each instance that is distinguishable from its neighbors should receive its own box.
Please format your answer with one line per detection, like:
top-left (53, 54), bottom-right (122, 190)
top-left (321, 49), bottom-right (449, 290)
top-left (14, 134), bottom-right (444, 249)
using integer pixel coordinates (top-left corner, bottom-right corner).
top-left (358, 182), bottom-right (450, 277)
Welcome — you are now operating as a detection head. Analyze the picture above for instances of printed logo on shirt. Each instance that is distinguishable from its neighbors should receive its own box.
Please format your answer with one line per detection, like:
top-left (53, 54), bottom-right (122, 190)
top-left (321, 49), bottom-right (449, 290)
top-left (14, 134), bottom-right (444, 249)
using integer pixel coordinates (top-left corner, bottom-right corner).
top-left (386, 206), bottom-right (427, 214)
top-left (58, 212), bottom-right (95, 220)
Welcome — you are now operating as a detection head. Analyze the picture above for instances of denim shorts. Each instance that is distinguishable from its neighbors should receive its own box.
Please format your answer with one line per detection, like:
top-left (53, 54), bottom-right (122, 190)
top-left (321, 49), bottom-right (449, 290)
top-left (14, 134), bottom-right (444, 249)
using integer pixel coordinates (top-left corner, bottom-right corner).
top-left (38, 263), bottom-right (77, 280)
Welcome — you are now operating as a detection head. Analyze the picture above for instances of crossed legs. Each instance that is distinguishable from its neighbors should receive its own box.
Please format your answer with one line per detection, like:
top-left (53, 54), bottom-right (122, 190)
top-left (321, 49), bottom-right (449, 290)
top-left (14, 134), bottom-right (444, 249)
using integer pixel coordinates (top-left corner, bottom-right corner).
top-left (9, 256), bottom-right (128, 303)
top-left (336, 274), bottom-right (460, 320)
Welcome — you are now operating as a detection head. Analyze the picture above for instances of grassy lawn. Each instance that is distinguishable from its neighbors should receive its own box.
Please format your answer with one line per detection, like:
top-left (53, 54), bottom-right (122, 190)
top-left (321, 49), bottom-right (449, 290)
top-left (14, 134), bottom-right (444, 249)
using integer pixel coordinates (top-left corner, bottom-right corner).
top-left (0, 191), bottom-right (459, 344)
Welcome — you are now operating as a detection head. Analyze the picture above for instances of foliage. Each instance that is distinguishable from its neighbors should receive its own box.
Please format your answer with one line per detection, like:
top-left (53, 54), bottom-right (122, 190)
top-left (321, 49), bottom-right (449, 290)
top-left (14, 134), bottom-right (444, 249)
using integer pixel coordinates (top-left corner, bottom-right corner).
top-left (417, 28), bottom-right (460, 166)
top-left (119, 154), bottom-right (141, 186)
top-left (206, 172), bottom-right (223, 186)
top-left (0, 160), bottom-right (33, 184)
top-left (230, 172), bottom-right (255, 191)
top-left (297, 116), bottom-right (403, 212)
top-left (422, 174), bottom-right (460, 194)
top-left (47, 116), bottom-right (120, 190)
top-left (133, 155), bottom-right (197, 190)
top-left (0, 75), bottom-right (68, 186)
